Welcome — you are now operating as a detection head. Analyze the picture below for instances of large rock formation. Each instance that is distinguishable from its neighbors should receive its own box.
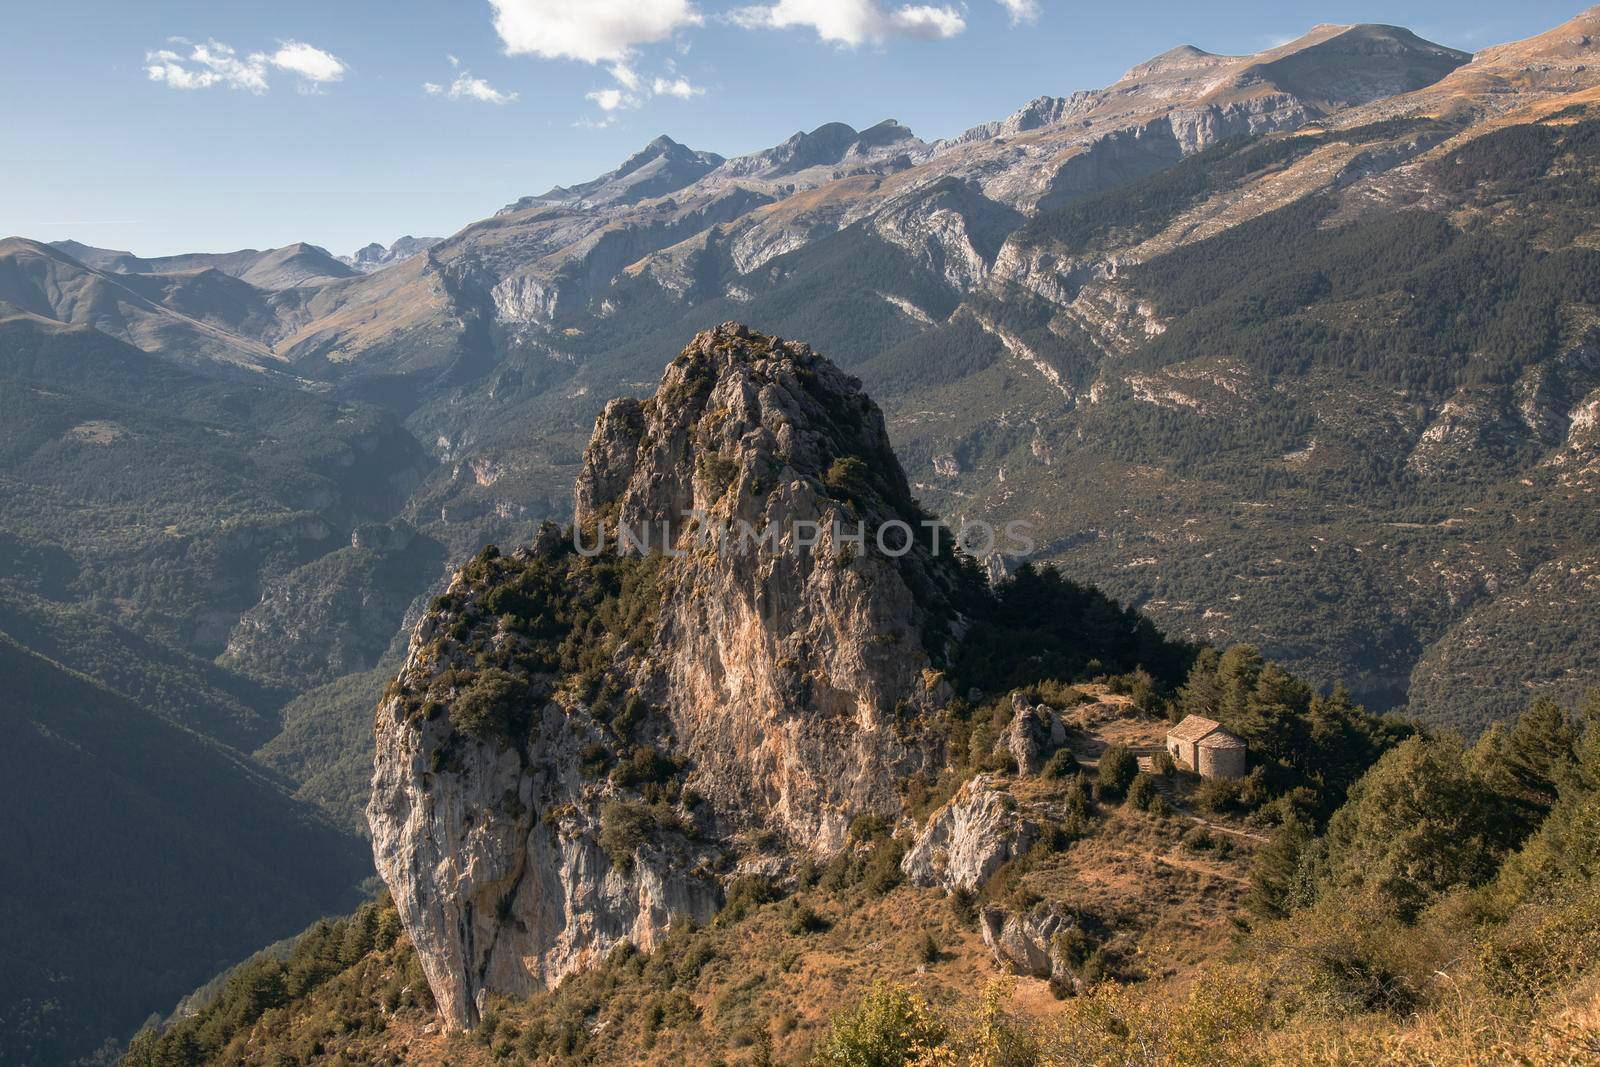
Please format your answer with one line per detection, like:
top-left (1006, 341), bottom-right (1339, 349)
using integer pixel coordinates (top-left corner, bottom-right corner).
top-left (369, 324), bottom-right (965, 1029)
top-left (900, 775), bottom-right (1038, 893)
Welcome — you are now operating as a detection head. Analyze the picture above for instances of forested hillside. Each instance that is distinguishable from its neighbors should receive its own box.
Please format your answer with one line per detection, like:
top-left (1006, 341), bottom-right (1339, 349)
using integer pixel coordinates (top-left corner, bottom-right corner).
top-left (869, 108), bottom-right (1600, 732)
top-left (0, 635), bottom-right (368, 1066)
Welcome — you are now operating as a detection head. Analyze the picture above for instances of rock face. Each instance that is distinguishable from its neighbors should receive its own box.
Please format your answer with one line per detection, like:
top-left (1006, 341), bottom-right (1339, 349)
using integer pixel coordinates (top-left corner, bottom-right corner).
top-left (900, 775), bottom-right (1037, 893)
top-left (369, 324), bottom-right (964, 1029)
top-left (980, 901), bottom-right (1083, 985)
top-left (367, 619), bottom-right (722, 1030)
top-left (573, 322), bottom-right (958, 846)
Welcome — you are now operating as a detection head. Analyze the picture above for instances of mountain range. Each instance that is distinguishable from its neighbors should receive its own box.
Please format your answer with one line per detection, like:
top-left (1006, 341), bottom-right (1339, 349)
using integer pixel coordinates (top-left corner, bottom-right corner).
top-left (6, 9), bottom-right (1600, 1062)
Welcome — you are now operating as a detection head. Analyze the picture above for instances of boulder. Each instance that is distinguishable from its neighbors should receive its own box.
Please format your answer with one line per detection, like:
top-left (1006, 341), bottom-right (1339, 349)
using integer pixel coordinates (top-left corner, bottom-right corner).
top-left (901, 775), bottom-right (1037, 893)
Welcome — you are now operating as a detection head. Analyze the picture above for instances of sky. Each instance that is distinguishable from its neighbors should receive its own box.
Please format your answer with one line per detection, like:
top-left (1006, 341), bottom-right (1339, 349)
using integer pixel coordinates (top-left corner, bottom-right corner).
top-left (0, 1), bottom-right (1590, 258)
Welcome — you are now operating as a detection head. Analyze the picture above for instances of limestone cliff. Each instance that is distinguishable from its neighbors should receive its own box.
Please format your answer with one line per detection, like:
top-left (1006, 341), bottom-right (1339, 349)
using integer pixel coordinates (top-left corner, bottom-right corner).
top-left (369, 324), bottom-right (969, 1029)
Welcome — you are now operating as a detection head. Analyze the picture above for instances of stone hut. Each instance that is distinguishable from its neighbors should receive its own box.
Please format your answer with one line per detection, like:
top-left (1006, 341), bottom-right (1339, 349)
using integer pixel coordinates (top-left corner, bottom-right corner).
top-left (1165, 715), bottom-right (1246, 780)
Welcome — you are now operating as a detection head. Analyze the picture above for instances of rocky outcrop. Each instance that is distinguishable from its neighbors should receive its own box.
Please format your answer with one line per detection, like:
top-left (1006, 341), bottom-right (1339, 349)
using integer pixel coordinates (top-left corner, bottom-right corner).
top-left (572, 323), bottom-right (958, 846)
top-left (980, 901), bottom-right (1085, 986)
top-left (1002, 695), bottom-right (1066, 775)
top-left (370, 324), bottom-right (966, 1029)
top-left (368, 619), bottom-right (721, 1030)
top-left (900, 775), bottom-right (1037, 893)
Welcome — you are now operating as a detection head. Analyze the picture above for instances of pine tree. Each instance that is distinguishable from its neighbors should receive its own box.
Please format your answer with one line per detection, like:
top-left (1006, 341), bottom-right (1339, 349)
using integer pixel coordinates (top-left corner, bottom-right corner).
top-left (1178, 647), bottom-right (1223, 719)
top-left (1324, 736), bottom-right (1511, 921)
top-left (1215, 645), bottom-right (1264, 723)
top-left (1245, 815), bottom-right (1315, 919)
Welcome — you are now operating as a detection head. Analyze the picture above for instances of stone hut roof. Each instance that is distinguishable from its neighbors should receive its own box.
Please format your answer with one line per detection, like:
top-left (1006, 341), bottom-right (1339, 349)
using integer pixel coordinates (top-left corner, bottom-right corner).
top-left (1168, 715), bottom-right (1245, 748)
top-left (1168, 714), bottom-right (1225, 743)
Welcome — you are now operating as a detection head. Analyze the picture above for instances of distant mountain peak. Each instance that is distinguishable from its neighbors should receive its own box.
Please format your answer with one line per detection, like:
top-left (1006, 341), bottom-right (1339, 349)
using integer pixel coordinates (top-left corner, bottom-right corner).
top-left (341, 235), bottom-right (443, 274)
top-left (502, 134), bottom-right (725, 213)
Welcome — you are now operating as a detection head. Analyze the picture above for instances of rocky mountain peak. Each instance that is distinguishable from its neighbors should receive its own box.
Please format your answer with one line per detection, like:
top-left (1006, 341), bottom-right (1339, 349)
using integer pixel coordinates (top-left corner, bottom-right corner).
top-left (505, 134), bottom-right (726, 213)
top-left (370, 324), bottom-right (965, 1029)
top-left (720, 119), bottom-right (923, 180)
top-left (615, 133), bottom-right (711, 177)
top-left (1109, 22), bottom-right (1468, 110)
top-left (1118, 43), bottom-right (1227, 83)
top-left (576, 321), bottom-right (916, 532)
top-left (341, 235), bottom-right (442, 273)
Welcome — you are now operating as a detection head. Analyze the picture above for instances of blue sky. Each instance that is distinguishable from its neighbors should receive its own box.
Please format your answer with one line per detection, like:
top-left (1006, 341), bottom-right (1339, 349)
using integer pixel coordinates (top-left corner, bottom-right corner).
top-left (0, 1), bottom-right (1588, 258)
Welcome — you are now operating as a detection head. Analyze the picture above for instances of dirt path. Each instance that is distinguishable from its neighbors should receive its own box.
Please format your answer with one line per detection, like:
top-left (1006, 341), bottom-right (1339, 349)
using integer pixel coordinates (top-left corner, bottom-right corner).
top-left (1184, 816), bottom-right (1270, 844)
top-left (1154, 852), bottom-right (1251, 887)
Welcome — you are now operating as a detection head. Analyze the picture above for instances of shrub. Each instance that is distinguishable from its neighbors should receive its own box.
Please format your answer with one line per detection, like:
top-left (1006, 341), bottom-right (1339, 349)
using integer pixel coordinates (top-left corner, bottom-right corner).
top-left (719, 875), bottom-right (777, 924)
top-left (610, 744), bottom-right (678, 789)
top-left (1127, 772), bottom-right (1158, 811)
top-left (949, 888), bottom-right (978, 927)
top-left (1044, 749), bottom-right (1079, 779)
top-left (1097, 745), bottom-right (1138, 800)
top-left (1194, 777), bottom-right (1243, 815)
top-left (579, 741), bottom-right (611, 778)
top-left (862, 839), bottom-right (907, 896)
top-left (787, 903), bottom-right (830, 935)
top-left (918, 932), bottom-right (940, 965)
top-left (823, 456), bottom-right (872, 502)
top-left (814, 982), bottom-right (948, 1067)
top-left (849, 813), bottom-right (892, 841)
top-left (449, 668), bottom-right (531, 743)
top-left (599, 802), bottom-right (655, 871)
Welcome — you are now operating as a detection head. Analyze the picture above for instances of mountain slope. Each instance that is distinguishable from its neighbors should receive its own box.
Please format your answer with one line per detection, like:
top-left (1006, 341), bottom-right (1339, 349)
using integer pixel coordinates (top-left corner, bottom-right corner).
top-left (861, 10), bottom-right (1600, 727)
top-left (0, 632), bottom-right (369, 1066)
top-left (0, 311), bottom-right (430, 657)
top-left (50, 239), bottom-right (357, 290)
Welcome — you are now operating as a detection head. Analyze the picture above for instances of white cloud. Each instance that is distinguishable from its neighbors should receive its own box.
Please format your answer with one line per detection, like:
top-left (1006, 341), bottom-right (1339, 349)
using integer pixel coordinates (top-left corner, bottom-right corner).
top-left (730, 0), bottom-right (965, 45)
top-left (145, 40), bottom-right (269, 92)
top-left (488, 0), bottom-right (701, 63)
top-left (425, 71), bottom-right (519, 104)
top-left (143, 37), bottom-right (347, 92)
top-left (579, 61), bottom-right (704, 116)
top-left (652, 75), bottom-right (703, 99)
top-left (996, 0), bottom-right (1039, 24)
top-left (269, 41), bottom-right (346, 83)
top-left (608, 62), bottom-right (642, 91)
top-left (585, 87), bottom-right (630, 111)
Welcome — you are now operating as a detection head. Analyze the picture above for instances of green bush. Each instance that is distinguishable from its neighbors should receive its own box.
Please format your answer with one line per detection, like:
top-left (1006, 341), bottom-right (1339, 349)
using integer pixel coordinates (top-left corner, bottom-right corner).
top-left (1096, 745), bottom-right (1138, 800)
top-left (719, 875), bottom-right (777, 924)
top-left (449, 668), bottom-right (531, 743)
top-left (1127, 772), bottom-right (1158, 812)
top-left (1194, 777), bottom-right (1243, 815)
top-left (814, 982), bottom-right (948, 1067)
top-left (788, 903), bottom-right (830, 935)
top-left (599, 802), bottom-right (655, 871)
top-left (1043, 749), bottom-right (1079, 779)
